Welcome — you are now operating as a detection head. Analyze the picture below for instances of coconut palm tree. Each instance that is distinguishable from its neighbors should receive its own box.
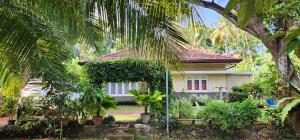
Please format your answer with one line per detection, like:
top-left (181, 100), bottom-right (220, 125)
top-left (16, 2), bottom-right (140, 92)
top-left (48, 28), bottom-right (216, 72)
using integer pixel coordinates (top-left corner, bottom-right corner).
top-left (0, 0), bottom-right (199, 88)
top-left (211, 17), bottom-right (259, 58)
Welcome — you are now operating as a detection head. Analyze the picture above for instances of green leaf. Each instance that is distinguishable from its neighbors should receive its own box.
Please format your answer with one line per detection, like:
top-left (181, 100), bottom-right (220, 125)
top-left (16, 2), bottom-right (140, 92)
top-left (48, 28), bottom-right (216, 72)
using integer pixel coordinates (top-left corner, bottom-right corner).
top-left (268, 31), bottom-right (287, 40)
top-left (287, 36), bottom-right (300, 54)
top-left (284, 26), bottom-right (300, 44)
top-left (281, 98), bottom-right (300, 125)
top-left (224, 0), bottom-right (240, 13)
top-left (295, 47), bottom-right (300, 59)
top-left (237, 0), bottom-right (256, 28)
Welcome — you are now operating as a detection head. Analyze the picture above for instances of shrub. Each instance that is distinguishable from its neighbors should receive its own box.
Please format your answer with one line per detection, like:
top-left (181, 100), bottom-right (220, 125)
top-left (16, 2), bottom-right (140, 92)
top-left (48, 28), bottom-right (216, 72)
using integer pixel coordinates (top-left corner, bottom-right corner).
top-left (197, 99), bottom-right (260, 132)
top-left (189, 94), bottom-right (210, 106)
top-left (228, 83), bottom-right (263, 102)
top-left (170, 98), bottom-right (194, 119)
top-left (102, 115), bottom-right (116, 125)
top-left (158, 116), bottom-right (181, 130)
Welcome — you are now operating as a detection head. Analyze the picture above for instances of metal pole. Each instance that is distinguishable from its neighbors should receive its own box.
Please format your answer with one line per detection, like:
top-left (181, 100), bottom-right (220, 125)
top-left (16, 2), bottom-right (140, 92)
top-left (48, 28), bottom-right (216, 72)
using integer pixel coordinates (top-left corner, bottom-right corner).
top-left (165, 65), bottom-right (169, 137)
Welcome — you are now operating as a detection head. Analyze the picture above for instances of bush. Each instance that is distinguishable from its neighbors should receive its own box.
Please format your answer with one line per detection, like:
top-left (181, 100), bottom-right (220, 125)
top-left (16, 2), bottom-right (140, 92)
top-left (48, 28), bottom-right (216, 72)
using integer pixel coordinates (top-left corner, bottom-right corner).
top-left (170, 98), bottom-right (194, 119)
top-left (158, 116), bottom-right (181, 130)
top-left (102, 115), bottom-right (116, 125)
top-left (228, 91), bottom-right (248, 102)
top-left (197, 99), bottom-right (260, 132)
top-left (189, 94), bottom-right (210, 106)
top-left (228, 83), bottom-right (263, 102)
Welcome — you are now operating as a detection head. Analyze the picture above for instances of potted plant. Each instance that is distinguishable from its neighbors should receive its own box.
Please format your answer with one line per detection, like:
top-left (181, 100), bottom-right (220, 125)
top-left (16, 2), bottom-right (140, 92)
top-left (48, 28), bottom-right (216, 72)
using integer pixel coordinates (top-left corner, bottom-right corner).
top-left (128, 90), bottom-right (165, 124)
top-left (4, 96), bottom-right (17, 125)
top-left (82, 86), bottom-right (117, 126)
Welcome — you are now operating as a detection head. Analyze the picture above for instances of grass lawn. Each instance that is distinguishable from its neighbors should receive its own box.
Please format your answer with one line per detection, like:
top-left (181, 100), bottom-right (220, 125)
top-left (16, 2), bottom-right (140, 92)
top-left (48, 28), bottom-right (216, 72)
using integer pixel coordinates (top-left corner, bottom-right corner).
top-left (108, 105), bottom-right (144, 122)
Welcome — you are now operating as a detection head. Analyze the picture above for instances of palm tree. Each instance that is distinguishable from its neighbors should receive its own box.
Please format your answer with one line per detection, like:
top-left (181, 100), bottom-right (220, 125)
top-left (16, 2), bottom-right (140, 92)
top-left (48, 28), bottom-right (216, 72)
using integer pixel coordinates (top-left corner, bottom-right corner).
top-left (179, 21), bottom-right (212, 49)
top-left (211, 17), bottom-right (259, 58)
top-left (0, 0), bottom-right (199, 89)
top-left (210, 17), bottom-right (238, 56)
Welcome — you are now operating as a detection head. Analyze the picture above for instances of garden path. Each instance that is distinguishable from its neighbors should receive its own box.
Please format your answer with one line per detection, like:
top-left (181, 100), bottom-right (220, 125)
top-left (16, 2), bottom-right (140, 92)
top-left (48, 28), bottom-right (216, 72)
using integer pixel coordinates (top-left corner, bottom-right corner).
top-left (108, 105), bottom-right (143, 121)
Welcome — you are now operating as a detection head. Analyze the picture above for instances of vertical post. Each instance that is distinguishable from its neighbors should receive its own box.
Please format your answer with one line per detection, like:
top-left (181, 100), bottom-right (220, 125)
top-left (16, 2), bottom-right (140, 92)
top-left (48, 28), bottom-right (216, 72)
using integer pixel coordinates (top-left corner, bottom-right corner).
top-left (165, 65), bottom-right (169, 137)
top-left (219, 87), bottom-right (223, 100)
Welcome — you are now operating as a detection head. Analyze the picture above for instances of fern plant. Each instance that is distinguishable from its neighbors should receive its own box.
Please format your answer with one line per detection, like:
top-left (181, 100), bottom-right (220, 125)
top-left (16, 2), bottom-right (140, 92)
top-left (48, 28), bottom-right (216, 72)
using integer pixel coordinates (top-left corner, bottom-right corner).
top-left (279, 89), bottom-right (300, 125)
top-left (280, 98), bottom-right (300, 125)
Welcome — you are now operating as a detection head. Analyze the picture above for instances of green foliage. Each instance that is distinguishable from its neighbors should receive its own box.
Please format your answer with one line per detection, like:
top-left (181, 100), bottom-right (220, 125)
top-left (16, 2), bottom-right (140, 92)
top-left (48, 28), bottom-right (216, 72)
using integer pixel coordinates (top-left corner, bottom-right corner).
top-left (197, 99), bottom-right (260, 132)
top-left (228, 87), bottom-right (249, 102)
top-left (281, 98), bottom-right (300, 125)
top-left (158, 116), bottom-right (181, 130)
top-left (229, 83), bottom-right (263, 102)
top-left (1, 96), bottom-right (18, 119)
top-left (189, 94), bottom-right (210, 106)
top-left (102, 115), bottom-right (116, 125)
top-left (263, 107), bottom-right (283, 125)
top-left (80, 82), bottom-right (117, 117)
top-left (42, 92), bottom-right (74, 119)
top-left (86, 58), bottom-right (173, 94)
top-left (169, 98), bottom-right (194, 119)
top-left (254, 54), bottom-right (280, 96)
top-left (129, 89), bottom-right (165, 114)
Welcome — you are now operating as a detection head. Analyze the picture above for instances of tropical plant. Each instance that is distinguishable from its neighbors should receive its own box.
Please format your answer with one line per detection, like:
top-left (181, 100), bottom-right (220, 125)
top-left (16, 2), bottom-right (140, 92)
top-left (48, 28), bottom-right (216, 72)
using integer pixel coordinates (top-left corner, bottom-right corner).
top-left (128, 90), bottom-right (165, 114)
top-left (279, 92), bottom-right (300, 125)
top-left (81, 84), bottom-right (117, 117)
top-left (263, 107), bottom-right (283, 126)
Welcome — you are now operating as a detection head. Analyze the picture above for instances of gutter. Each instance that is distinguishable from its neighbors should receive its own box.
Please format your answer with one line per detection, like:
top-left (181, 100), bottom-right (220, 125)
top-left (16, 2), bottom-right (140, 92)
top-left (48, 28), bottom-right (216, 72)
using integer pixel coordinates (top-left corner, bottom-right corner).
top-left (225, 64), bottom-right (237, 70)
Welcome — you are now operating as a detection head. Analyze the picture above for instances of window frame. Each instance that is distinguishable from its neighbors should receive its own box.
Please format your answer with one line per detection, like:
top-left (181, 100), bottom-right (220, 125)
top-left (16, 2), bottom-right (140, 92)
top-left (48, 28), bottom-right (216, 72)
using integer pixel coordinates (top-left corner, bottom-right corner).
top-left (185, 76), bottom-right (208, 92)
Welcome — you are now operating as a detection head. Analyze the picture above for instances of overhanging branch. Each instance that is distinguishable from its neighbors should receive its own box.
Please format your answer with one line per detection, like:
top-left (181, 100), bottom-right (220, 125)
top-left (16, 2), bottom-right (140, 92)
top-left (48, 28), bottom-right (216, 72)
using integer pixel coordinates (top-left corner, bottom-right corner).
top-left (195, 0), bottom-right (258, 38)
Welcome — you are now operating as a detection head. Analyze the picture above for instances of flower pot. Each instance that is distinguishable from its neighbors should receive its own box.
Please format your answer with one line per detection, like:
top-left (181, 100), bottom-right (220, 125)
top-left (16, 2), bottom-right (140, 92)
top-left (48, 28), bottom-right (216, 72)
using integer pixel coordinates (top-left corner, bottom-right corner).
top-left (141, 114), bottom-right (151, 124)
top-left (178, 119), bottom-right (193, 125)
top-left (92, 116), bottom-right (103, 126)
top-left (78, 118), bottom-right (87, 125)
top-left (8, 120), bottom-right (16, 125)
top-left (60, 118), bottom-right (70, 126)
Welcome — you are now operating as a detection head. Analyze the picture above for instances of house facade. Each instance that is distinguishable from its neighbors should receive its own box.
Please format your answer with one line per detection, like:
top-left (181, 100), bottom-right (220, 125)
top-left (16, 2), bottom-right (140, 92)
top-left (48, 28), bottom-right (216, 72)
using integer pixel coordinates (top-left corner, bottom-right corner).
top-left (88, 47), bottom-right (252, 100)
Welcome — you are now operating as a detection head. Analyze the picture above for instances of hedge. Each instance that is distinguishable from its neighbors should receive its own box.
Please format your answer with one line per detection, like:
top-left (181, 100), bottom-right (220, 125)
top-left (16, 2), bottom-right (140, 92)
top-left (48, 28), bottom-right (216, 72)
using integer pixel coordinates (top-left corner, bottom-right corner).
top-left (85, 58), bottom-right (173, 94)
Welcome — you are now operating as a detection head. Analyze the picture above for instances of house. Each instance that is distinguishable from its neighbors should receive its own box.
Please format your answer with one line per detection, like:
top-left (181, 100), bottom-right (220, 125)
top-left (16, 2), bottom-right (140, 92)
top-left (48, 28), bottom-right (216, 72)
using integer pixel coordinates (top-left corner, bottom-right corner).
top-left (85, 47), bottom-right (252, 100)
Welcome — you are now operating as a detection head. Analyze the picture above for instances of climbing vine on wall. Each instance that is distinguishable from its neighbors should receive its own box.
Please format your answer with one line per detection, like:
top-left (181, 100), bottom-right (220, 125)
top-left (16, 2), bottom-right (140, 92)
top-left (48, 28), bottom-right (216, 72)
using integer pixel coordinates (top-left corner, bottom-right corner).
top-left (85, 58), bottom-right (173, 94)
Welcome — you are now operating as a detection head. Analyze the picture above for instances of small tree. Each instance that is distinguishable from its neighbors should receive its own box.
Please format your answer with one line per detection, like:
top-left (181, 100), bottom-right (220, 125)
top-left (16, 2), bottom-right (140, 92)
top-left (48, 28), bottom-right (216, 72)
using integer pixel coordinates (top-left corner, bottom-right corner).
top-left (80, 82), bottom-right (117, 117)
top-left (128, 90), bottom-right (165, 114)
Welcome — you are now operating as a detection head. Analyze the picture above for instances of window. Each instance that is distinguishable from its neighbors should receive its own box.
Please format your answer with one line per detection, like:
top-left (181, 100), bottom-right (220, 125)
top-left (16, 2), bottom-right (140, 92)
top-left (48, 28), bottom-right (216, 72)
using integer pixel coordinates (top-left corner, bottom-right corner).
top-left (106, 82), bottom-right (138, 96)
top-left (187, 80), bottom-right (192, 90)
top-left (194, 80), bottom-right (199, 90)
top-left (186, 76), bottom-right (208, 92)
top-left (201, 80), bottom-right (207, 90)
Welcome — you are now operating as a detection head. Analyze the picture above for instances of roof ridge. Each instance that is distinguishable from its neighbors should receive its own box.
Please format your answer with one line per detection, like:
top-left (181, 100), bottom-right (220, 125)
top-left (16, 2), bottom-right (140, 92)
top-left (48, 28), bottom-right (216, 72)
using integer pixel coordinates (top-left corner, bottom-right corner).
top-left (98, 48), bottom-right (130, 59)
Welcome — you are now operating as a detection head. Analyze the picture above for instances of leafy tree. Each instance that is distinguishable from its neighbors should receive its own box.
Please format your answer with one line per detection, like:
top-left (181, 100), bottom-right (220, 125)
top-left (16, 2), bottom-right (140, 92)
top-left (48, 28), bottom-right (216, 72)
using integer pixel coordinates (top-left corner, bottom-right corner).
top-left (195, 0), bottom-right (300, 89)
top-left (0, 0), bottom-right (197, 88)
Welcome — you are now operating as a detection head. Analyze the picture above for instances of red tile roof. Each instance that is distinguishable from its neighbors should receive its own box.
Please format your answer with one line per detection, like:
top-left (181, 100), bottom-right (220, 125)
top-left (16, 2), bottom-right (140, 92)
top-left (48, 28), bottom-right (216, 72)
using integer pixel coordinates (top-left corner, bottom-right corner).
top-left (83, 47), bottom-right (242, 64)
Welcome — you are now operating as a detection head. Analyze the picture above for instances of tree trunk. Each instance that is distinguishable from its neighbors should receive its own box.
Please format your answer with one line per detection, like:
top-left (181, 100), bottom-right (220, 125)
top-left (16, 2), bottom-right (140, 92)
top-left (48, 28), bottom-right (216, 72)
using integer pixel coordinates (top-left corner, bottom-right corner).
top-left (275, 52), bottom-right (300, 92)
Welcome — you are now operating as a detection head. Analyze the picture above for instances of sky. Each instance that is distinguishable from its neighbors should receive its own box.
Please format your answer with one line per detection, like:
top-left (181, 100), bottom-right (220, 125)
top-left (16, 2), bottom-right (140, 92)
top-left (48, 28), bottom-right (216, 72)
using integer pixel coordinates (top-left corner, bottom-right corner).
top-left (198, 0), bottom-right (229, 27)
